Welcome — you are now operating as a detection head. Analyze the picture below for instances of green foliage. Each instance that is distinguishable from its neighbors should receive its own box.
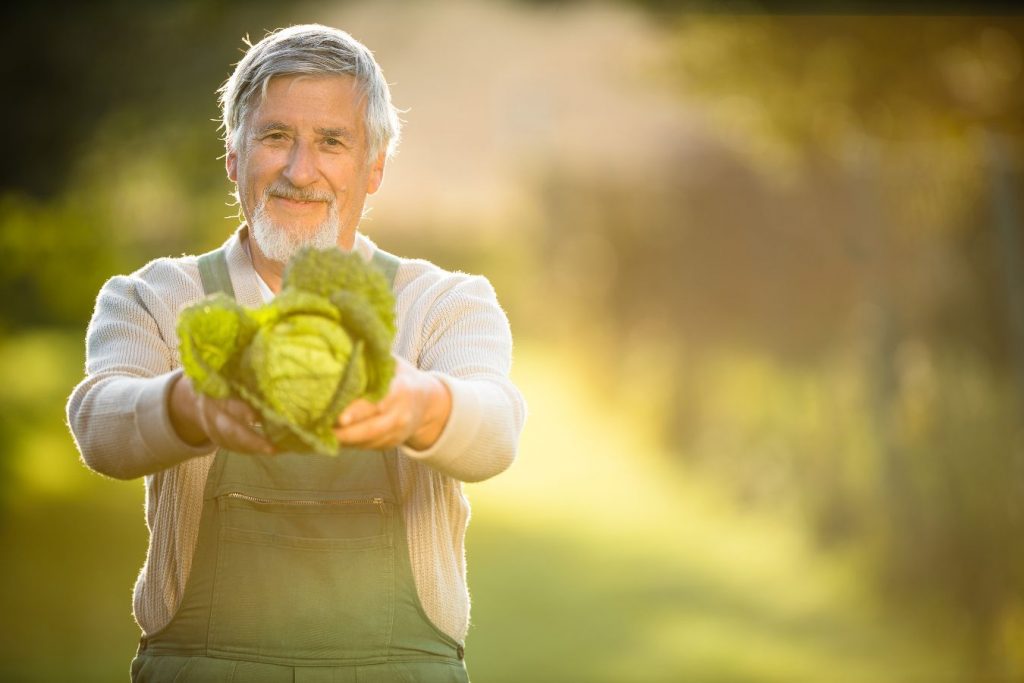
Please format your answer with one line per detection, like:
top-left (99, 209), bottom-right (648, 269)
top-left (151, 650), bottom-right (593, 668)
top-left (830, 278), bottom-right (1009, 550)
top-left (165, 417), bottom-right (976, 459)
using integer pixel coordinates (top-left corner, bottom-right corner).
top-left (176, 293), bottom-right (254, 400)
top-left (282, 248), bottom-right (397, 399)
top-left (284, 247), bottom-right (398, 333)
top-left (177, 247), bottom-right (396, 455)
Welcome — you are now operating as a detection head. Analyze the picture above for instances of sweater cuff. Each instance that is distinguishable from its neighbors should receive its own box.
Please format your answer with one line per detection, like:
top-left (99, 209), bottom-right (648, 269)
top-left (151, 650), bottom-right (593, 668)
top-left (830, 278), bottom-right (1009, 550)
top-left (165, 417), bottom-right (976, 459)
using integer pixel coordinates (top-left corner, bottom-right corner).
top-left (135, 369), bottom-right (215, 465)
top-left (399, 373), bottom-right (482, 469)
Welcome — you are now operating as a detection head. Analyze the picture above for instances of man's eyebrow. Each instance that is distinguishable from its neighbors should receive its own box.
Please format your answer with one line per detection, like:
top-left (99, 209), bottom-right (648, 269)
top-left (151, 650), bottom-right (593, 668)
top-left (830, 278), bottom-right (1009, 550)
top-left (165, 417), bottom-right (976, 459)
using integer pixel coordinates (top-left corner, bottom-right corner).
top-left (254, 121), bottom-right (293, 135)
top-left (315, 127), bottom-right (355, 142)
top-left (253, 122), bottom-right (355, 143)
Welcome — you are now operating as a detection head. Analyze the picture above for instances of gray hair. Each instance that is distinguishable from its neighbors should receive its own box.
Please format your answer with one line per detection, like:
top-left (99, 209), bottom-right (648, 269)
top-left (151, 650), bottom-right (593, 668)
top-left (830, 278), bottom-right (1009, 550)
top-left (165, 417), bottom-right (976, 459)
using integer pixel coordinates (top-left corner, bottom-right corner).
top-left (217, 24), bottom-right (401, 162)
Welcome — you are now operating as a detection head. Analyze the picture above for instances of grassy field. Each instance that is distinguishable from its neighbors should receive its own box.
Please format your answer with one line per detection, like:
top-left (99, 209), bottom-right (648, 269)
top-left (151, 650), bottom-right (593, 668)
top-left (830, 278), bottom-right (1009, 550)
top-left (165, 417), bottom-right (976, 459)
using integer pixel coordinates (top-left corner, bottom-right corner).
top-left (461, 343), bottom-right (967, 682)
top-left (0, 334), bottom-right (968, 681)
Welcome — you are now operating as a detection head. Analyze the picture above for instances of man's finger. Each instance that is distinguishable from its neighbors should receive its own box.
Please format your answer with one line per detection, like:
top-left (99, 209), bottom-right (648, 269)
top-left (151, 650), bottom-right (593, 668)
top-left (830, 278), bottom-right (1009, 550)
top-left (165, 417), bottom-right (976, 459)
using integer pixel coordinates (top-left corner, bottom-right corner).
top-left (213, 411), bottom-right (275, 455)
top-left (222, 398), bottom-right (258, 425)
top-left (195, 393), bottom-right (214, 437)
top-left (335, 411), bottom-right (405, 449)
top-left (339, 399), bottom-right (379, 427)
top-left (230, 427), bottom-right (277, 455)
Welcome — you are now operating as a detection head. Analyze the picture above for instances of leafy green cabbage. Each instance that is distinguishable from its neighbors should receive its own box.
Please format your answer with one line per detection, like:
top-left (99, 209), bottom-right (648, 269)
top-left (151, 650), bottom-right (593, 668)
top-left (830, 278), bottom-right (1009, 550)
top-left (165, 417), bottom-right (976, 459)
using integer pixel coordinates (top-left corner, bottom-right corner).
top-left (176, 247), bottom-right (396, 455)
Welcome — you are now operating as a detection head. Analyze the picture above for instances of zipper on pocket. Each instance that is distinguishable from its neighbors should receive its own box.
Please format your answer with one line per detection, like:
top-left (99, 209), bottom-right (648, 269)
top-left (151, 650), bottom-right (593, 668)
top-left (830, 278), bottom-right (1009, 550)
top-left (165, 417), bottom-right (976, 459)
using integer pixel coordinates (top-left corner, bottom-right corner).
top-left (224, 492), bottom-right (386, 513)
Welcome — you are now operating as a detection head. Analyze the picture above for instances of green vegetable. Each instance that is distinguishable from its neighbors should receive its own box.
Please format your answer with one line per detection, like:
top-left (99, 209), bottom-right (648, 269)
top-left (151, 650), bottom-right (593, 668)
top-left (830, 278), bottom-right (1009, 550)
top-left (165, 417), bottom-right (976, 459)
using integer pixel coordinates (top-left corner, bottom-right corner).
top-left (177, 247), bottom-right (396, 455)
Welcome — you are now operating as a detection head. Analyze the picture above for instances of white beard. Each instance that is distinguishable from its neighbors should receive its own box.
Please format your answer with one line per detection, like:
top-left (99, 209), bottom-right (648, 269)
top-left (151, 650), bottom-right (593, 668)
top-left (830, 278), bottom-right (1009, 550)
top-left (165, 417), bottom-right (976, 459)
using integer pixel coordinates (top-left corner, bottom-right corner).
top-left (248, 183), bottom-right (341, 264)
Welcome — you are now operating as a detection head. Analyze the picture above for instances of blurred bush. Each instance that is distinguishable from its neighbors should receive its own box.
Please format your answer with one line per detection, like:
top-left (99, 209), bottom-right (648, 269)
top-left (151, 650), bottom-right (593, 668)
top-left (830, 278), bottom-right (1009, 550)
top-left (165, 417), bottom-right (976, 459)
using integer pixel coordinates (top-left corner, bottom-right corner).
top-left (524, 14), bottom-right (1024, 676)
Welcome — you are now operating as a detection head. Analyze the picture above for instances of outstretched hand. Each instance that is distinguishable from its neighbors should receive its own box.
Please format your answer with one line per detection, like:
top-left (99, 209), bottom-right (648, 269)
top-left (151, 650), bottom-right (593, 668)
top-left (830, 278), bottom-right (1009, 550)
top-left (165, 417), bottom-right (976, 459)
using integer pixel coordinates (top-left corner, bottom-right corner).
top-left (168, 356), bottom-right (451, 455)
top-left (334, 355), bottom-right (452, 451)
top-left (168, 373), bottom-right (277, 455)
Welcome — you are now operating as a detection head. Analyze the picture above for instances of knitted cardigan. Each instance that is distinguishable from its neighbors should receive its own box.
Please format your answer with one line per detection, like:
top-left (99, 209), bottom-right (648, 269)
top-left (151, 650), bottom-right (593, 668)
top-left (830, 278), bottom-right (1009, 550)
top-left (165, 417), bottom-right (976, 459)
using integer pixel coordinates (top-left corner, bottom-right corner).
top-left (66, 226), bottom-right (526, 644)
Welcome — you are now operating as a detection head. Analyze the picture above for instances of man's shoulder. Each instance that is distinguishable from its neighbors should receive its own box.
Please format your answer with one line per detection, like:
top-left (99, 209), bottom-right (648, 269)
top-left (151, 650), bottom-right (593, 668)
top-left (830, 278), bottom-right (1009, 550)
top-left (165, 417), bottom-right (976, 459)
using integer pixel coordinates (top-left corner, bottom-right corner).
top-left (391, 253), bottom-right (457, 286)
top-left (385, 252), bottom-right (505, 329)
top-left (98, 252), bottom-right (204, 311)
top-left (391, 253), bottom-right (496, 304)
top-left (356, 233), bottom-right (492, 300)
top-left (116, 229), bottom-right (239, 294)
top-left (133, 253), bottom-right (200, 280)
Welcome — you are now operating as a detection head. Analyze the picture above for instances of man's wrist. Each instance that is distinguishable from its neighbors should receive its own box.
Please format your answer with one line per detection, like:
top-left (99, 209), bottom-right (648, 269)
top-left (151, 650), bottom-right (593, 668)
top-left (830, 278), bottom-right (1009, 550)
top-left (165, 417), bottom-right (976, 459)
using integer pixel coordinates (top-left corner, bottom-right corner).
top-left (405, 374), bottom-right (452, 451)
top-left (167, 374), bottom-right (209, 447)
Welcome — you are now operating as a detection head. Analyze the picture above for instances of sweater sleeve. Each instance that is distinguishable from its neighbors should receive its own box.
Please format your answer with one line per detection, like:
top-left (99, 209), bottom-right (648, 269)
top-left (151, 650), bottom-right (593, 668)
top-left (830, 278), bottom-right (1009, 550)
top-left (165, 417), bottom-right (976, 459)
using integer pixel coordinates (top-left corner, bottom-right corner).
top-left (399, 274), bottom-right (526, 482)
top-left (66, 270), bottom-right (214, 480)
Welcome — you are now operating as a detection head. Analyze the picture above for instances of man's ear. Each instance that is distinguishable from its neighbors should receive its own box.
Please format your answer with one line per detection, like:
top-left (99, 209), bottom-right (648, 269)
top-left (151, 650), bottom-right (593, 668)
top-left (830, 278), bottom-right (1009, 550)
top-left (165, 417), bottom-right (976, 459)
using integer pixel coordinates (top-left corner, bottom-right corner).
top-left (226, 147), bottom-right (238, 183)
top-left (366, 152), bottom-right (386, 195)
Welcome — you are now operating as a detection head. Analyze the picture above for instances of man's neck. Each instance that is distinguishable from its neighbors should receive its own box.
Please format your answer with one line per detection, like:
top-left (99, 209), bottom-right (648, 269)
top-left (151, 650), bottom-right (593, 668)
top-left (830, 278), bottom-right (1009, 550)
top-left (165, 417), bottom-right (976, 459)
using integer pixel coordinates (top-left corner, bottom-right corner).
top-left (247, 233), bottom-right (285, 294)
top-left (243, 226), bottom-right (360, 295)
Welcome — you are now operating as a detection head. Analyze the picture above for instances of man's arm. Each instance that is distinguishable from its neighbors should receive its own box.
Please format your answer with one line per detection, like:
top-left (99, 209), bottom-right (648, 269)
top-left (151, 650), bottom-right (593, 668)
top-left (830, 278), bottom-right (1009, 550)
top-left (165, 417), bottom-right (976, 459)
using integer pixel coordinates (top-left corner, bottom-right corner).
top-left (66, 266), bottom-right (272, 480)
top-left (167, 372), bottom-right (277, 455)
top-left (333, 355), bottom-right (452, 451)
top-left (66, 271), bottom-right (207, 479)
top-left (335, 273), bottom-right (526, 483)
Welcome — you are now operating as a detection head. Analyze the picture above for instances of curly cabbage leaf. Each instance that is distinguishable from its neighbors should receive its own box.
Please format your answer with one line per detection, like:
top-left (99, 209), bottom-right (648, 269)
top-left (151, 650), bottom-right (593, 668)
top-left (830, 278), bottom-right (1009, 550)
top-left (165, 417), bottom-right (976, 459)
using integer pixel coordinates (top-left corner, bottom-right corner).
top-left (176, 247), bottom-right (397, 455)
top-left (177, 294), bottom-right (254, 400)
top-left (283, 247), bottom-right (396, 338)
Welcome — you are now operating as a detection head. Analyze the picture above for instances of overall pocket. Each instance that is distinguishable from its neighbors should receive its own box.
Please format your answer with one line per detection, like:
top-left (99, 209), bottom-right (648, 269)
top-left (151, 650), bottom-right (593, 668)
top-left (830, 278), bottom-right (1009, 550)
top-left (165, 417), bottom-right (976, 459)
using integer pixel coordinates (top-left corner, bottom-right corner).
top-left (207, 492), bottom-right (395, 661)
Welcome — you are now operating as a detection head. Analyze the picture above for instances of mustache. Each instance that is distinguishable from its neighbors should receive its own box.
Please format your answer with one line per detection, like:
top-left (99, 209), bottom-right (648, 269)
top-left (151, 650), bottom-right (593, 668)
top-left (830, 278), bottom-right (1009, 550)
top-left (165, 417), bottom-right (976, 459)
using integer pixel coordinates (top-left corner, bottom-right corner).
top-left (263, 181), bottom-right (333, 203)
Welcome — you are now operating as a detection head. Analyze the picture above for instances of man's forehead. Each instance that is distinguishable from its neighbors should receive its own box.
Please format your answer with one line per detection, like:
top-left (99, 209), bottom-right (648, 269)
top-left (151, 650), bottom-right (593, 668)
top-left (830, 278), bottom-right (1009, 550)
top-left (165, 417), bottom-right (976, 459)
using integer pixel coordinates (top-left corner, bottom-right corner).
top-left (249, 73), bottom-right (366, 130)
top-left (270, 72), bottom-right (359, 95)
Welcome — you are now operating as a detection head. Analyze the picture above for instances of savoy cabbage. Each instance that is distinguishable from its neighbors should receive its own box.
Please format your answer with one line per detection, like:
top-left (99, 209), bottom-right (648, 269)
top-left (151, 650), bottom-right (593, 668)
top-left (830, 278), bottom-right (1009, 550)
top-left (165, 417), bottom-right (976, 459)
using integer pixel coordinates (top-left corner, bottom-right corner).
top-left (176, 246), bottom-right (396, 455)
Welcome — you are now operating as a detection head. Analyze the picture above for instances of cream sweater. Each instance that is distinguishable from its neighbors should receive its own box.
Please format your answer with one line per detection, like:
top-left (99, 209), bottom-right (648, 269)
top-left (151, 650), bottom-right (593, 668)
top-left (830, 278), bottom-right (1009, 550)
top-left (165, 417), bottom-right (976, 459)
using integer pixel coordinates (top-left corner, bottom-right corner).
top-left (66, 226), bottom-right (525, 644)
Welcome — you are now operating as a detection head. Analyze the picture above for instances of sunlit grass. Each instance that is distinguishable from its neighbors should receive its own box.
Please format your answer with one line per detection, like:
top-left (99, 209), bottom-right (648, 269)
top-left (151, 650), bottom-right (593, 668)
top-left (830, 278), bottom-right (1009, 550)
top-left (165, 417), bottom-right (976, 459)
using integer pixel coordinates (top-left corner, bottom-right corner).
top-left (463, 339), bottom-right (967, 682)
top-left (12, 430), bottom-right (87, 496)
top-left (0, 331), bottom-right (110, 501)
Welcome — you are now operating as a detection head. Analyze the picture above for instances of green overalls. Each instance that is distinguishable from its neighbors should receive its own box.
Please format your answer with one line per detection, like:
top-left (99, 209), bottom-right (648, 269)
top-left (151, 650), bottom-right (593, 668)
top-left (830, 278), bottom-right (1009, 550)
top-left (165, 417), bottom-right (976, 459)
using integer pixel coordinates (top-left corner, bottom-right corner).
top-left (130, 248), bottom-right (470, 682)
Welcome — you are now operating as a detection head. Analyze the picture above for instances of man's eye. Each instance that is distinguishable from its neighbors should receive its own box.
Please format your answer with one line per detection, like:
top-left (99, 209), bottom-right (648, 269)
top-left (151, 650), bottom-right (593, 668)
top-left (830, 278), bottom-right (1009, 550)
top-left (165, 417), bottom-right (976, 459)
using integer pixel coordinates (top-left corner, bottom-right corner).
top-left (263, 132), bottom-right (287, 141)
top-left (323, 138), bottom-right (342, 147)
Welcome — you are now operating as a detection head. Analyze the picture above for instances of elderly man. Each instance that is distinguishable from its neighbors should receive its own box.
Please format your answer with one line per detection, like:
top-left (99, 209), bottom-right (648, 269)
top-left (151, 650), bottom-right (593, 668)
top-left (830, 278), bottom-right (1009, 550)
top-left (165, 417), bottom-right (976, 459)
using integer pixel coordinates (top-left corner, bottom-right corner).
top-left (66, 24), bottom-right (525, 682)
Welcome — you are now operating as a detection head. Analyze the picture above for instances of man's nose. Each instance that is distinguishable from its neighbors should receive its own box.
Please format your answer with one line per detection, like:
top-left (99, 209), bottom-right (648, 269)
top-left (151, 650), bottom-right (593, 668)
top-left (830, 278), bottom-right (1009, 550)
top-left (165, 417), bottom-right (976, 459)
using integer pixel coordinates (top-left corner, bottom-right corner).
top-left (282, 140), bottom-right (318, 187)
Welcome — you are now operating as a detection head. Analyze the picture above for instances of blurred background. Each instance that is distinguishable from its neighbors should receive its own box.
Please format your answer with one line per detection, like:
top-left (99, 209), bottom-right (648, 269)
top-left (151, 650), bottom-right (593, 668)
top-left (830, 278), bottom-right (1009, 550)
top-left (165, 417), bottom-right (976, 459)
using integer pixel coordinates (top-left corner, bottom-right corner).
top-left (2, 1), bottom-right (1023, 681)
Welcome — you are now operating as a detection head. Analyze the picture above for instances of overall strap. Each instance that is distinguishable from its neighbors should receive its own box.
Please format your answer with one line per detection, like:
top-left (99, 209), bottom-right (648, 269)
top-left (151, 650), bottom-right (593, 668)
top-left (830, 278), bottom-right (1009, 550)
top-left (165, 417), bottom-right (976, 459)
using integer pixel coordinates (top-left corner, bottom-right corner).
top-left (200, 245), bottom-right (397, 298)
top-left (371, 248), bottom-right (401, 289)
top-left (197, 248), bottom-right (234, 298)
top-left (371, 247), bottom-right (403, 499)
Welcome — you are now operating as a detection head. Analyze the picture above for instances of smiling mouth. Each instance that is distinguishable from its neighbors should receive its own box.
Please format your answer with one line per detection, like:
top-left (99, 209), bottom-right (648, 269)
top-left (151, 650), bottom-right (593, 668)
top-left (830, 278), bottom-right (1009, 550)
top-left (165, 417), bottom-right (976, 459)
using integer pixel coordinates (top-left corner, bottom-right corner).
top-left (272, 195), bottom-right (325, 209)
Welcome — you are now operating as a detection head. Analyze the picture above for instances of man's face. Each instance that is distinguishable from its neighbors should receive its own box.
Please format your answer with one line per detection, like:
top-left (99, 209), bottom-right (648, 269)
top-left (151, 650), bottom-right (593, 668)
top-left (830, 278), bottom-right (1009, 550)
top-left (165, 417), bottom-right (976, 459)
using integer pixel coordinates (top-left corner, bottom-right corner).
top-left (227, 74), bottom-right (385, 261)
